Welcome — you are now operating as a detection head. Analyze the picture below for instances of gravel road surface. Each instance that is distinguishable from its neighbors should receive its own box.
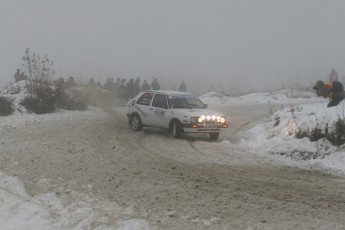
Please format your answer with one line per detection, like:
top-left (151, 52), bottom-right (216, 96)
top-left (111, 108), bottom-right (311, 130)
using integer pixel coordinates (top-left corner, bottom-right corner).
top-left (1, 105), bottom-right (345, 229)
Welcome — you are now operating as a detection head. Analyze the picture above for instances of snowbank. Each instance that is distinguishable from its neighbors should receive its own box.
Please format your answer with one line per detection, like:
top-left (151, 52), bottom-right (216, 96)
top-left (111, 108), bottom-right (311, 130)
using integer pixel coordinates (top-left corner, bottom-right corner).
top-left (242, 100), bottom-right (345, 175)
top-left (200, 89), bottom-right (321, 105)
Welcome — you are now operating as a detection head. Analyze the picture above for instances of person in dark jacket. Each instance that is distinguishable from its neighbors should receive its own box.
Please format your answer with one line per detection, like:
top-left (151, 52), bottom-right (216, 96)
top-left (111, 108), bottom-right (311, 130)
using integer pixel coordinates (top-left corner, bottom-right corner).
top-left (126, 78), bottom-right (135, 98)
top-left (134, 77), bottom-right (141, 95)
top-left (329, 68), bottom-right (339, 84)
top-left (151, 78), bottom-right (160, 90)
top-left (313, 80), bottom-right (345, 107)
top-left (178, 80), bottom-right (187, 92)
top-left (141, 80), bottom-right (151, 91)
top-left (14, 69), bottom-right (20, 82)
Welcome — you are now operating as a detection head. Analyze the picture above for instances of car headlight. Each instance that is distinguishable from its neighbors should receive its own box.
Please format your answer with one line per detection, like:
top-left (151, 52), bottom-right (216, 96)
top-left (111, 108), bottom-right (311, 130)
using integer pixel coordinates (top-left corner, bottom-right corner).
top-left (191, 117), bottom-right (197, 123)
top-left (196, 115), bottom-right (226, 123)
top-left (197, 115), bottom-right (206, 123)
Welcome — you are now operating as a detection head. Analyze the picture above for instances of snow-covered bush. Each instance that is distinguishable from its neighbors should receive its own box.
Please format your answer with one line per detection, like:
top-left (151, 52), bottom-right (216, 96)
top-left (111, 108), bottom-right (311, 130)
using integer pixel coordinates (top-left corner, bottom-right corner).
top-left (22, 48), bottom-right (55, 97)
top-left (244, 102), bottom-right (345, 161)
top-left (272, 104), bottom-right (345, 146)
top-left (1, 83), bottom-right (21, 95)
top-left (309, 127), bottom-right (327, 142)
top-left (326, 118), bottom-right (345, 146)
top-left (18, 49), bottom-right (89, 114)
top-left (20, 82), bottom-right (90, 114)
top-left (280, 103), bottom-right (345, 145)
top-left (0, 96), bottom-right (14, 116)
top-left (20, 86), bottom-right (56, 114)
top-left (19, 48), bottom-right (57, 114)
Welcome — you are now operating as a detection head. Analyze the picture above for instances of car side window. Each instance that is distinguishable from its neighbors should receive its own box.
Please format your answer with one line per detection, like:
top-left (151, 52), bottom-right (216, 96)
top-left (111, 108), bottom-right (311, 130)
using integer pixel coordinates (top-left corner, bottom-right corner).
top-left (136, 93), bottom-right (154, 106)
top-left (152, 94), bottom-right (168, 108)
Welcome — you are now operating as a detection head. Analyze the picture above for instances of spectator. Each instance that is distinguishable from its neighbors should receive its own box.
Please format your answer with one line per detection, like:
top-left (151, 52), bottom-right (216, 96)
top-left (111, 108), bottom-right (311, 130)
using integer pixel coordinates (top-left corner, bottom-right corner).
top-left (119, 79), bottom-right (127, 99)
top-left (110, 78), bottom-right (116, 92)
top-left (97, 82), bottom-right (103, 88)
top-left (104, 78), bottom-right (112, 91)
top-left (126, 78), bottom-right (135, 98)
top-left (141, 80), bottom-right (151, 91)
top-left (115, 78), bottom-right (121, 89)
top-left (178, 80), bottom-right (187, 92)
top-left (14, 69), bottom-right (20, 82)
top-left (66, 76), bottom-right (75, 87)
top-left (329, 68), bottom-right (339, 84)
top-left (134, 77), bottom-right (141, 95)
top-left (88, 78), bottom-right (96, 86)
top-left (151, 78), bottom-right (160, 90)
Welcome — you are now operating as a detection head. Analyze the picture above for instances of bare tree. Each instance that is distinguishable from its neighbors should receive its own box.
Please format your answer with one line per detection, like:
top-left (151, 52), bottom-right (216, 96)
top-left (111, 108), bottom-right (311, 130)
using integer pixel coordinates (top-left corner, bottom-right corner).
top-left (22, 48), bottom-right (55, 98)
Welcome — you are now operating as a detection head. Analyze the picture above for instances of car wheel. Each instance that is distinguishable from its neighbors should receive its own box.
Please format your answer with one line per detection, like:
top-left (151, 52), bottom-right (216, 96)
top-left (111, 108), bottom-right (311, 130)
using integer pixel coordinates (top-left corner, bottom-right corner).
top-left (171, 120), bottom-right (182, 138)
top-left (209, 132), bottom-right (220, 141)
top-left (131, 114), bottom-right (143, 131)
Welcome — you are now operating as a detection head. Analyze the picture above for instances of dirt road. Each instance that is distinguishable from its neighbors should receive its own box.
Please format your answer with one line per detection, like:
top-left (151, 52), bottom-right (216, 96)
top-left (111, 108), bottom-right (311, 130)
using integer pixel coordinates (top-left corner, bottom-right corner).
top-left (1, 105), bottom-right (345, 229)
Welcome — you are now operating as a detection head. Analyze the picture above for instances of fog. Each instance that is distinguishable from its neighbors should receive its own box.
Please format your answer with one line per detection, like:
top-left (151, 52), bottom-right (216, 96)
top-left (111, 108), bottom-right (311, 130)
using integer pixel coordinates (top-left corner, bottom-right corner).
top-left (1, 0), bottom-right (345, 94)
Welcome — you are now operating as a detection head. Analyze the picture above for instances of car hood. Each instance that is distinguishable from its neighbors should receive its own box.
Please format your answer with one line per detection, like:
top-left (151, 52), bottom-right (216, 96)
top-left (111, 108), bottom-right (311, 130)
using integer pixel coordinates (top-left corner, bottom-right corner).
top-left (172, 109), bottom-right (224, 117)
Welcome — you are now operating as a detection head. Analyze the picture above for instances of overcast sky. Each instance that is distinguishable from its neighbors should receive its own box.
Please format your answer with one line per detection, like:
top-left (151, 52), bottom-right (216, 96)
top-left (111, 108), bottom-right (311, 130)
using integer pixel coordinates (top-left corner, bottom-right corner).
top-left (1, 0), bottom-right (345, 92)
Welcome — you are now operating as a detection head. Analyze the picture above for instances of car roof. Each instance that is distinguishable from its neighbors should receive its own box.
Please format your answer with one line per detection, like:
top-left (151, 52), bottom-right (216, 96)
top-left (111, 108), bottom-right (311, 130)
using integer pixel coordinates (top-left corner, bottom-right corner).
top-left (143, 90), bottom-right (194, 96)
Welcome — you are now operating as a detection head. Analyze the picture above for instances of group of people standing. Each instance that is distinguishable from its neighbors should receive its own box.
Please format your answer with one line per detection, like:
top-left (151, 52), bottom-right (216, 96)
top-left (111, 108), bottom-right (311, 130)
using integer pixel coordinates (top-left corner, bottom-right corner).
top-left (13, 67), bottom-right (188, 100)
top-left (89, 77), bottom-right (188, 100)
top-left (92, 77), bottom-right (161, 99)
top-left (313, 68), bottom-right (345, 107)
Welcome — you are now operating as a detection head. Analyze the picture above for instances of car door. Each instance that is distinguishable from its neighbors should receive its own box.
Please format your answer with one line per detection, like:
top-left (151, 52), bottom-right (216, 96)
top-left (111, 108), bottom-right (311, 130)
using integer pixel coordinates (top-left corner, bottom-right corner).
top-left (134, 92), bottom-right (154, 126)
top-left (148, 93), bottom-right (169, 127)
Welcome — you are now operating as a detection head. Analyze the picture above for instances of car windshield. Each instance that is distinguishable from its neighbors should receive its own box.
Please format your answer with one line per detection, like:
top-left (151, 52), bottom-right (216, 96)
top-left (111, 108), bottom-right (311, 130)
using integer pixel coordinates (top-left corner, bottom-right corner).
top-left (169, 95), bottom-right (206, 109)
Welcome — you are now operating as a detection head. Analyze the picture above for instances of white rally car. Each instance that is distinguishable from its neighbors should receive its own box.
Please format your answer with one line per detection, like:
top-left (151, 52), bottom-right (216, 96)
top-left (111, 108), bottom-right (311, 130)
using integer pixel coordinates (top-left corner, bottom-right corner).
top-left (127, 90), bottom-right (228, 140)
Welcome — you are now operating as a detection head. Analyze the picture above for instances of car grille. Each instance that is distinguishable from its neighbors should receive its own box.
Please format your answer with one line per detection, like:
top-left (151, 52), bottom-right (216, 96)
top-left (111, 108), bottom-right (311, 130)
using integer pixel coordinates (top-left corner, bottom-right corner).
top-left (203, 120), bottom-right (218, 124)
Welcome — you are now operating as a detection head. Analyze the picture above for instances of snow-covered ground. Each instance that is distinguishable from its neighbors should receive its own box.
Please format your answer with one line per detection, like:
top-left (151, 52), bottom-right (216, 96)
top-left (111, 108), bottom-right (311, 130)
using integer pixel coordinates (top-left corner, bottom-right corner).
top-left (0, 109), bottom-right (151, 230)
top-left (1, 83), bottom-right (152, 229)
top-left (1, 85), bottom-right (345, 229)
top-left (0, 170), bottom-right (150, 230)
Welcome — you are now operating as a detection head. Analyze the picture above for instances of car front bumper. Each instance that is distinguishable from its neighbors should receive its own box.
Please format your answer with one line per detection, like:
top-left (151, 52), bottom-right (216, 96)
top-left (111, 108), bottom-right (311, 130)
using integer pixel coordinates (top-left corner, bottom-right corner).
top-left (182, 123), bottom-right (228, 133)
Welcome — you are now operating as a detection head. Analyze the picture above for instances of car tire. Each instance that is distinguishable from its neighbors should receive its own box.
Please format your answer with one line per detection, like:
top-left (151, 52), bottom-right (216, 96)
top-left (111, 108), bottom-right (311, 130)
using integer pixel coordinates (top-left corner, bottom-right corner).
top-left (131, 114), bottom-right (143, 131)
top-left (171, 120), bottom-right (182, 138)
top-left (209, 132), bottom-right (220, 141)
